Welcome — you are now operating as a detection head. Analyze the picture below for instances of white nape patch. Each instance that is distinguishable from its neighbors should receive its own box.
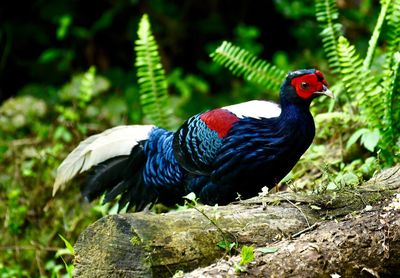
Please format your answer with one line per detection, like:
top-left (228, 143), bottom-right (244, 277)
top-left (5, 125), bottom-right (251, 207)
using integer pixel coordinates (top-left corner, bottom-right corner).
top-left (223, 100), bottom-right (281, 119)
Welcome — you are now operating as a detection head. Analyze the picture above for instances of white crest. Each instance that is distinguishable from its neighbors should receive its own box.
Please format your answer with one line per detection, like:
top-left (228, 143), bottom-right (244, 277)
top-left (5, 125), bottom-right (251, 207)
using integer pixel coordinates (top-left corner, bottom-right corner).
top-left (223, 100), bottom-right (281, 119)
top-left (53, 125), bottom-right (155, 195)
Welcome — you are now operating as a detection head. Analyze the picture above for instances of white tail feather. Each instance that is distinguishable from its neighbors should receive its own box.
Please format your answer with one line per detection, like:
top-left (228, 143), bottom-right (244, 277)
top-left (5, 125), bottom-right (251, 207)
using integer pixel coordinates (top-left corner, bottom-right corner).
top-left (53, 125), bottom-right (155, 195)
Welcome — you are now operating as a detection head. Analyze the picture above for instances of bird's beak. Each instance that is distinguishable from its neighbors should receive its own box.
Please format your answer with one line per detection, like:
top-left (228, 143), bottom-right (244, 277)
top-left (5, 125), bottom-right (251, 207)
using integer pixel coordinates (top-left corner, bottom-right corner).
top-left (315, 85), bottom-right (334, 98)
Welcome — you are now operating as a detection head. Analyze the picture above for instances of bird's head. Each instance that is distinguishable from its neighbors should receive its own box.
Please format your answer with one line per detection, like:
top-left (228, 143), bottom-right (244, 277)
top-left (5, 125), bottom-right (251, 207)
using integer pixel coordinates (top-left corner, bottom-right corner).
top-left (280, 69), bottom-right (333, 106)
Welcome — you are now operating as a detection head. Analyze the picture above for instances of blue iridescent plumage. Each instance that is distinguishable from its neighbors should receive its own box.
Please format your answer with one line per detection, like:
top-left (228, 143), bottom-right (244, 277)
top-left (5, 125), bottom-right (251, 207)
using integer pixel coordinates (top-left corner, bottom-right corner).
top-left (143, 128), bottom-right (183, 188)
top-left (67, 69), bottom-right (333, 210)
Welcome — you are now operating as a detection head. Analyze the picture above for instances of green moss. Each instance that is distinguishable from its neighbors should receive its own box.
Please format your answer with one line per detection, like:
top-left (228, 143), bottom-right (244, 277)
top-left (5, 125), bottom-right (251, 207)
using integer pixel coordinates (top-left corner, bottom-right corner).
top-left (130, 235), bottom-right (142, 246)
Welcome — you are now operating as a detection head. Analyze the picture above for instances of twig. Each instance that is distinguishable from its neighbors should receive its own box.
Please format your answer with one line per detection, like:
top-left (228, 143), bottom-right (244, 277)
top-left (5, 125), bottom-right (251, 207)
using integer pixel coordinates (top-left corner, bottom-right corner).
top-left (280, 195), bottom-right (311, 228)
top-left (192, 206), bottom-right (237, 245)
top-left (35, 250), bottom-right (45, 277)
top-left (0, 245), bottom-right (60, 251)
top-left (291, 222), bottom-right (320, 238)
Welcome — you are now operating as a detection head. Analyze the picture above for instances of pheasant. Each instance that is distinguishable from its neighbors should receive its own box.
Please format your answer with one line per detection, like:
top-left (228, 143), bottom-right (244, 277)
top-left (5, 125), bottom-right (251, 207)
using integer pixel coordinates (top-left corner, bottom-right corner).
top-left (53, 69), bottom-right (333, 210)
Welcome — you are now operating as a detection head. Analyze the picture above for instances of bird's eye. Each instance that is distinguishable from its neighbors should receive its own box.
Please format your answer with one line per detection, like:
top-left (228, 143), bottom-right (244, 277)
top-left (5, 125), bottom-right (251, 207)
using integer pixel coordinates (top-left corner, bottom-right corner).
top-left (301, 82), bottom-right (309, 89)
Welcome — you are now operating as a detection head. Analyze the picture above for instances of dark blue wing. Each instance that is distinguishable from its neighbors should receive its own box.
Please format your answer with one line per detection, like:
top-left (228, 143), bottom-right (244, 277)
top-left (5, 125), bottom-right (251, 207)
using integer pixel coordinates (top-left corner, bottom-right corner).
top-left (209, 117), bottom-right (285, 185)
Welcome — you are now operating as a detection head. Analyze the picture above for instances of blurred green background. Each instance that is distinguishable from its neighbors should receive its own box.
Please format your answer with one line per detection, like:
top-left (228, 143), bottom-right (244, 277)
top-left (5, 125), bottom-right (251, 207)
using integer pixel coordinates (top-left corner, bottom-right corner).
top-left (0, 0), bottom-right (394, 277)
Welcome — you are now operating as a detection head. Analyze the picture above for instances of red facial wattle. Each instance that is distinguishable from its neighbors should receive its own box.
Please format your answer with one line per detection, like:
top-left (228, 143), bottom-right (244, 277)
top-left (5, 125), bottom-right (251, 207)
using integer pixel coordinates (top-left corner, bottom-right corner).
top-left (291, 73), bottom-right (326, 99)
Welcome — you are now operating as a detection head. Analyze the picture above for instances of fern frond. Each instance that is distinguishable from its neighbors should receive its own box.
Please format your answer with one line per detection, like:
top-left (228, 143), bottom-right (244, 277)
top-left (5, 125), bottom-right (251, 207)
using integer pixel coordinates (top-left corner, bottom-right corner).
top-left (78, 66), bottom-right (96, 106)
top-left (384, 4), bottom-right (400, 129)
top-left (336, 36), bottom-right (366, 94)
top-left (135, 14), bottom-right (172, 129)
top-left (315, 0), bottom-right (343, 73)
top-left (336, 31), bottom-right (385, 102)
top-left (363, 0), bottom-right (391, 70)
top-left (384, 0), bottom-right (400, 69)
top-left (317, 0), bottom-right (399, 164)
top-left (210, 41), bottom-right (286, 92)
top-left (377, 0), bottom-right (400, 160)
top-left (389, 53), bottom-right (400, 132)
top-left (337, 36), bottom-right (384, 129)
top-left (380, 52), bottom-right (400, 160)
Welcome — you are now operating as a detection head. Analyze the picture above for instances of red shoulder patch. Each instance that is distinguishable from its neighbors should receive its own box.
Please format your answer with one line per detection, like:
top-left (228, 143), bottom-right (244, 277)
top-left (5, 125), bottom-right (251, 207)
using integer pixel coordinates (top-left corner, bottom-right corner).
top-left (200, 109), bottom-right (239, 138)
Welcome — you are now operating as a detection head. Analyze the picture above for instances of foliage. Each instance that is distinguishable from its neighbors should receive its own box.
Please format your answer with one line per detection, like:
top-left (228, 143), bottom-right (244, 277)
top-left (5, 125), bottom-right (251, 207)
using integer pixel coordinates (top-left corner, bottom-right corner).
top-left (1, 1), bottom-right (399, 276)
top-left (135, 14), bottom-right (172, 129)
top-left (315, 0), bottom-right (400, 165)
top-left (315, 0), bottom-right (343, 73)
top-left (239, 245), bottom-right (254, 266)
top-left (0, 72), bottom-right (120, 276)
top-left (56, 235), bottom-right (75, 278)
top-left (211, 41), bottom-right (286, 92)
top-left (234, 245), bottom-right (254, 273)
top-left (78, 66), bottom-right (97, 107)
top-left (209, 0), bottom-right (399, 192)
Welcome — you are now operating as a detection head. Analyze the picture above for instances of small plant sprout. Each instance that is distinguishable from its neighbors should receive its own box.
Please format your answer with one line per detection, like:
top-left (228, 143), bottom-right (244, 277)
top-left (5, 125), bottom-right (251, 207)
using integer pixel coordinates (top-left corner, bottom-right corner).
top-left (234, 245), bottom-right (255, 272)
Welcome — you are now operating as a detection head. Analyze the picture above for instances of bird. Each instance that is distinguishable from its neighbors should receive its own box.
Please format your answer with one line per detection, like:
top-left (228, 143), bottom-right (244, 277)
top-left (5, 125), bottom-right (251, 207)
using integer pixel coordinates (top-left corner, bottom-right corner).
top-left (53, 69), bottom-right (333, 211)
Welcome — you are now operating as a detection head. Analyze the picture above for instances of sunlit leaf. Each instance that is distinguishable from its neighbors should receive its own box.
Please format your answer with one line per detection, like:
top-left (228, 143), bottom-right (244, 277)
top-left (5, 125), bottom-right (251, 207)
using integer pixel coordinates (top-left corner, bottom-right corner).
top-left (240, 245), bottom-right (254, 265)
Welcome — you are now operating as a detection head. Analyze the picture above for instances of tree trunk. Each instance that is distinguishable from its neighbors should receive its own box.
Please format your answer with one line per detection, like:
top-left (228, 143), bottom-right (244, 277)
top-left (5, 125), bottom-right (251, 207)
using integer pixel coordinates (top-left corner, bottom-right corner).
top-left (185, 203), bottom-right (400, 277)
top-left (74, 166), bottom-right (400, 277)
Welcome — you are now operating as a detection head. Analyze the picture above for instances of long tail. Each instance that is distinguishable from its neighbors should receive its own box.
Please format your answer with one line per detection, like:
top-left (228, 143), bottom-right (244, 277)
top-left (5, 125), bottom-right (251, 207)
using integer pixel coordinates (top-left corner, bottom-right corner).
top-left (82, 143), bottom-right (158, 211)
top-left (53, 125), bottom-right (155, 209)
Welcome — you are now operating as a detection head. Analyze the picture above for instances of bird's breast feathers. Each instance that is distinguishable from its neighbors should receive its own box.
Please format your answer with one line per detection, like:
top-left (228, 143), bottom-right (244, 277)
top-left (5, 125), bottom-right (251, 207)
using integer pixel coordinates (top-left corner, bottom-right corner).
top-left (200, 100), bottom-right (281, 138)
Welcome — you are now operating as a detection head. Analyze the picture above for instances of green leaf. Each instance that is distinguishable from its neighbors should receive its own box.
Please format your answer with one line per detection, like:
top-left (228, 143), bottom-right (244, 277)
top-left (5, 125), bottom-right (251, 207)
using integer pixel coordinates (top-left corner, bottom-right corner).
top-left (217, 240), bottom-right (237, 252)
top-left (239, 245), bottom-right (254, 266)
top-left (347, 128), bottom-right (380, 153)
top-left (336, 172), bottom-right (359, 187)
top-left (256, 247), bottom-right (279, 254)
top-left (55, 248), bottom-right (73, 258)
top-left (60, 256), bottom-right (74, 278)
top-left (361, 129), bottom-right (380, 152)
top-left (58, 234), bottom-right (75, 256)
top-left (65, 263), bottom-right (74, 278)
top-left (346, 128), bottom-right (369, 149)
top-left (38, 48), bottom-right (63, 63)
top-left (57, 14), bottom-right (72, 40)
top-left (54, 126), bottom-right (73, 143)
